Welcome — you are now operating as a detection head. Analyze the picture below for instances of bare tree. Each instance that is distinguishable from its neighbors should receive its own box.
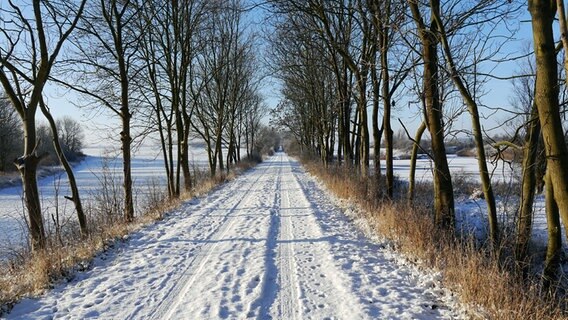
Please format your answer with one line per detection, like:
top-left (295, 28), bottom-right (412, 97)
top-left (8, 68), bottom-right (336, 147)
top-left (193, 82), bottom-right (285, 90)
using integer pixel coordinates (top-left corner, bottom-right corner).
top-left (529, 0), bottom-right (568, 284)
top-left (368, 0), bottom-right (411, 198)
top-left (56, 116), bottom-right (85, 158)
top-left (507, 59), bottom-right (542, 266)
top-left (407, 0), bottom-right (455, 229)
top-left (0, 0), bottom-right (86, 250)
top-left (39, 100), bottom-right (88, 236)
top-left (63, 0), bottom-right (142, 222)
top-left (244, 94), bottom-right (266, 160)
top-left (268, 9), bottom-right (338, 163)
top-left (529, 0), bottom-right (568, 245)
top-left (192, 0), bottom-right (255, 176)
top-left (138, 0), bottom-right (206, 196)
top-left (430, 0), bottom-right (520, 246)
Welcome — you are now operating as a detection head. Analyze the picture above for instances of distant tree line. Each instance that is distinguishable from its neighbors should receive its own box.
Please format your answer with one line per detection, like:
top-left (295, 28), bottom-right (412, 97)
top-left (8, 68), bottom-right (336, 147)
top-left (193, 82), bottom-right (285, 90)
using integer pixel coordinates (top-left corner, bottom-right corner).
top-left (0, 95), bottom-right (85, 172)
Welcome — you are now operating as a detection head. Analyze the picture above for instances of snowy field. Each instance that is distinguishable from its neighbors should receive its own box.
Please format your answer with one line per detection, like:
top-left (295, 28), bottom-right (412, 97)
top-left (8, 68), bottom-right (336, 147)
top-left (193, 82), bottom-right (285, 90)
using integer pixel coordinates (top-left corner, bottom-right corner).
top-left (6, 153), bottom-right (468, 319)
top-left (0, 146), bottom-right (535, 259)
top-left (386, 155), bottom-right (554, 252)
top-left (382, 154), bottom-right (519, 184)
top-left (0, 144), bottom-right (210, 258)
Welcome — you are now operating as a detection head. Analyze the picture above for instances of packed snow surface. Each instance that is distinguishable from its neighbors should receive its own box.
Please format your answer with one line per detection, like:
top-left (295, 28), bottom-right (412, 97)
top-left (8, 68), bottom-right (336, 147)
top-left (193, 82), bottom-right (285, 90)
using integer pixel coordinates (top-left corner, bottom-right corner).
top-left (6, 153), bottom-right (464, 319)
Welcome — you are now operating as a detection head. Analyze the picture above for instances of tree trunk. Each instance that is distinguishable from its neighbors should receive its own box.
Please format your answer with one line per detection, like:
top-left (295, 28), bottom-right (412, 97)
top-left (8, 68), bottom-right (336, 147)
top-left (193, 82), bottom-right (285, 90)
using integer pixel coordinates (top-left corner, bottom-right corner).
top-left (370, 57), bottom-right (382, 186)
top-left (39, 100), bottom-right (88, 236)
top-left (409, 0), bottom-right (455, 229)
top-left (167, 123), bottom-right (177, 197)
top-left (353, 107), bottom-right (360, 166)
top-left (432, 2), bottom-right (497, 243)
top-left (357, 75), bottom-right (370, 177)
top-left (342, 90), bottom-right (352, 165)
top-left (217, 134), bottom-right (224, 174)
top-left (17, 109), bottom-right (47, 250)
top-left (16, 126), bottom-right (46, 250)
top-left (408, 121), bottom-right (427, 203)
top-left (111, 1), bottom-right (134, 223)
top-left (378, 2), bottom-right (394, 198)
top-left (121, 110), bottom-right (134, 222)
top-left (543, 171), bottom-right (562, 289)
top-left (529, 0), bottom-right (568, 241)
top-left (158, 113), bottom-right (174, 198)
top-left (181, 124), bottom-right (192, 191)
top-left (381, 63), bottom-right (394, 198)
top-left (515, 104), bottom-right (540, 263)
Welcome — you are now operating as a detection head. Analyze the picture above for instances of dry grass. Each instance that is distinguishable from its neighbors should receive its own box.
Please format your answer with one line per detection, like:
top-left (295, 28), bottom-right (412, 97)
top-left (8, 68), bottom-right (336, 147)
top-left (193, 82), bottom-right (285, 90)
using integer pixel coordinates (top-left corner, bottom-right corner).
top-left (0, 158), bottom-right (259, 314)
top-left (304, 160), bottom-right (566, 320)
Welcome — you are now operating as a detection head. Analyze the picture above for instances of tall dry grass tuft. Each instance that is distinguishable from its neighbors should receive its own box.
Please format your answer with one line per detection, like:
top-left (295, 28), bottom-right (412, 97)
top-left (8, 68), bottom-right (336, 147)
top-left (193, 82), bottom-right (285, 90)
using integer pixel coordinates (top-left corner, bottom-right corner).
top-left (304, 160), bottom-right (566, 320)
top-left (0, 158), bottom-right (260, 314)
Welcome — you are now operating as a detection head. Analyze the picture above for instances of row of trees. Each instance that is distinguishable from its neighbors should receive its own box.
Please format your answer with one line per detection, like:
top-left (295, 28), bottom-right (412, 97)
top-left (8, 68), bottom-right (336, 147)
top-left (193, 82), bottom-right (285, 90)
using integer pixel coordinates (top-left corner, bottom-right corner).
top-left (0, 0), bottom-right (268, 251)
top-left (269, 0), bottom-right (568, 285)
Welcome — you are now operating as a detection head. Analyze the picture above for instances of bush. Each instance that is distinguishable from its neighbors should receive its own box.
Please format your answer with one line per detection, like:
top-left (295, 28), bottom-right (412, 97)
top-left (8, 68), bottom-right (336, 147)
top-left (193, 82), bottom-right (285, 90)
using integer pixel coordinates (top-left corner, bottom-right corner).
top-left (456, 148), bottom-right (476, 157)
top-left (247, 150), bottom-right (263, 163)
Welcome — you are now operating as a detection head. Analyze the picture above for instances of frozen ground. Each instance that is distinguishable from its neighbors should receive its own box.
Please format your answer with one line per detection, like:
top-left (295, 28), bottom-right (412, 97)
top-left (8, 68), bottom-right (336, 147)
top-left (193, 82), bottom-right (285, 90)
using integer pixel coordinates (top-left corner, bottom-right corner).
top-left (0, 144), bottom-right (210, 259)
top-left (384, 154), bottom-right (518, 184)
top-left (384, 154), bottom-right (558, 255)
top-left (5, 153), bottom-right (467, 319)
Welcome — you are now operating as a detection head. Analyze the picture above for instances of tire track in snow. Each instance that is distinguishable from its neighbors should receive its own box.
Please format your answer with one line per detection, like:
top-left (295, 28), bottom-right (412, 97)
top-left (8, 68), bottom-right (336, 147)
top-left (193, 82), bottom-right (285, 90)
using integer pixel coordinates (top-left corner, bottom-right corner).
top-left (283, 157), bottom-right (366, 319)
top-left (181, 154), bottom-right (283, 319)
top-left (277, 169), bottom-right (301, 320)
top-left (242, 155), bottom-right (283, 319)
top-left (123, 173), bottom-right (263, 320)
top-left (146, 159), bottom-right (279, 320)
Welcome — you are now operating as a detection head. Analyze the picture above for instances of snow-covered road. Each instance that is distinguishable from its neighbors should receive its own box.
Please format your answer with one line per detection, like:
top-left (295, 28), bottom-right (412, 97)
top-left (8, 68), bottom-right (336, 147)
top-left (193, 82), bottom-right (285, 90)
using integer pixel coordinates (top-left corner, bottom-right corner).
top-left (6, 153), bottom-right (464, 319)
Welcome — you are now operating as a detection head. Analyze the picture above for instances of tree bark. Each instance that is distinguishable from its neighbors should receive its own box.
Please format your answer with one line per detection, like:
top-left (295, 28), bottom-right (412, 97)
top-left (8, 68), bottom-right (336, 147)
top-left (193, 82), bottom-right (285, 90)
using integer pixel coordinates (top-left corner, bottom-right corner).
top-left (543, 171), bottom-right (561, 289)
top-left (408, 121), bottom-right (427, 203)
top-left (515, 103), bottom-right (541, 263)
top-left (376, 0), bottom-right (394, 198)
top-left (16, 117), bottom-right (46, 250)
top-left (529, 0), bottom-right (568, 242)
top-left (39, 100), bottom-right (88, 236)
top-left (409, 0), bottom-right (455, 229)
top-left (371, 64), bottom-right (383, 186)
top-left (121, 109), bottom-right (134, 222)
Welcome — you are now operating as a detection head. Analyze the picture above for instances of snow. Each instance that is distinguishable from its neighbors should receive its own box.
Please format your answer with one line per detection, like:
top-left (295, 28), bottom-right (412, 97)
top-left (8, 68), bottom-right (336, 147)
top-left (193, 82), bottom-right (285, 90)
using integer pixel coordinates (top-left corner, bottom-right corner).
top-left (384, 154), bottom-right (518, 184)
top-left (0, 145), bottom-right (210, 258)
top-left (5, 153), bottom-right (467, 319)
top-left (384, 154), bottom-right (558, 257)
top-left (0, 140), bottom-right (522, 260)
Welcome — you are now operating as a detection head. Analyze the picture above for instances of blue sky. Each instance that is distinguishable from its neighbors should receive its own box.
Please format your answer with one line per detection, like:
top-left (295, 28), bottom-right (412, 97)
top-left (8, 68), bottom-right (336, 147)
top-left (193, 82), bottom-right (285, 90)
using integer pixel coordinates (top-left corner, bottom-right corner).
top-left (39, 3), bottom-right (538, 145)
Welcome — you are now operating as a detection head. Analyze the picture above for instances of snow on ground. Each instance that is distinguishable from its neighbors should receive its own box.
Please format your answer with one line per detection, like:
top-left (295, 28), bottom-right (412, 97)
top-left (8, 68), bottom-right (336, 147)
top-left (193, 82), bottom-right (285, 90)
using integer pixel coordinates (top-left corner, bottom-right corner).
top-left (5, 153), bottom-right (467, 319)
top-left (386, 154), bottom-right (518, 184)
top-left (384, 154), bottom-right (559, 257)
top-left (0, 144), bottom-right (210, 259)
top-left (0, 139), bottom-right (523, 260)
